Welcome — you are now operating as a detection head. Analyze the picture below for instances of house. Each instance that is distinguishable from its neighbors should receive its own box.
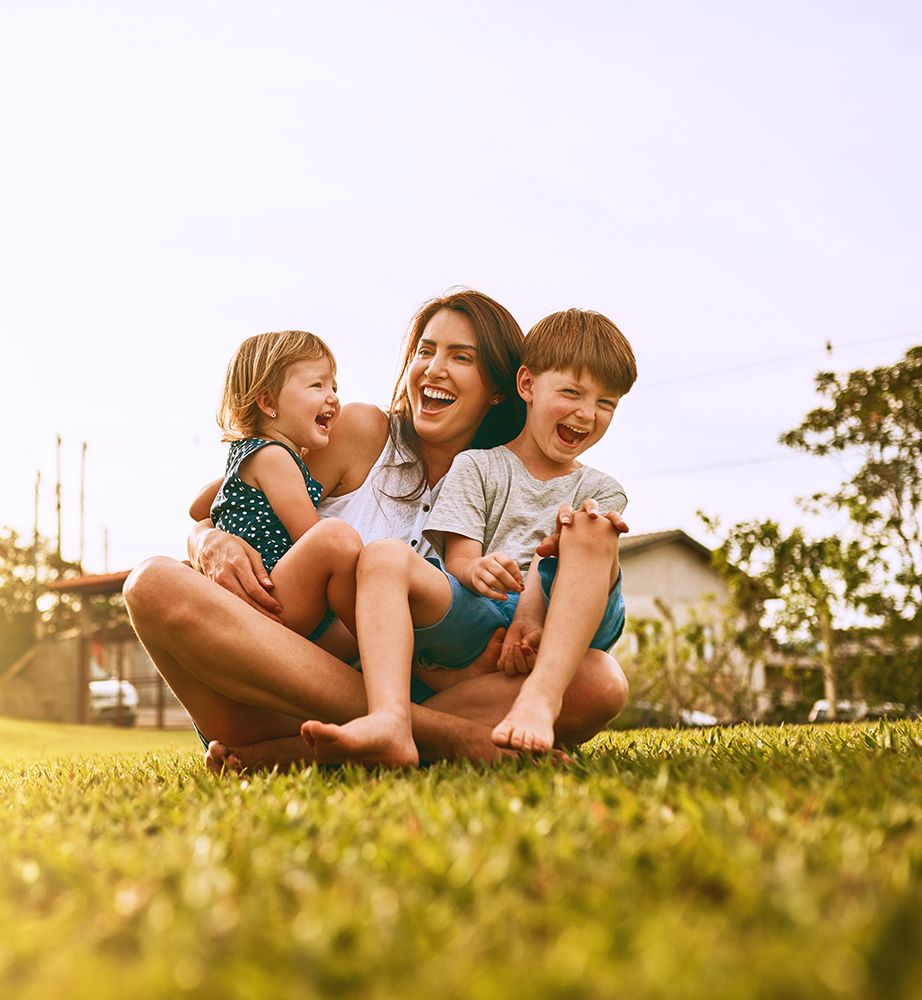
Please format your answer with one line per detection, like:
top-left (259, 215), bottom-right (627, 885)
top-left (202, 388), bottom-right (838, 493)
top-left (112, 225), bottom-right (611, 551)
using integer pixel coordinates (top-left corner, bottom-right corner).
top-left (0, 571), bottom-right (189, 728)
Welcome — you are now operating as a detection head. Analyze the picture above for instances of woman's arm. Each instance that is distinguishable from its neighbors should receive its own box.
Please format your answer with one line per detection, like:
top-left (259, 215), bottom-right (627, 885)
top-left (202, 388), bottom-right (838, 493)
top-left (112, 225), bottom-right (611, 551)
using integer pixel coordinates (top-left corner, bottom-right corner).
top-left (308, 402), bottom-right (390, 498)
top-left (190, 478), bottom-right (222, 521)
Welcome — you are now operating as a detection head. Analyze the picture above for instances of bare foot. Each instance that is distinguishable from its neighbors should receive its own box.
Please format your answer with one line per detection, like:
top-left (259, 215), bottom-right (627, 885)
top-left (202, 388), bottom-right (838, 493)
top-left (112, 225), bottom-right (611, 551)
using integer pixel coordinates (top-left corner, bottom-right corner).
top-left (491, 696), bottom-right (559, 753)
top-left (205, 736), bottom-right (315, 775)
top-left (204, 740), bottom-right (244, 775)
top-left (301, 713), bottom-right (420, 768)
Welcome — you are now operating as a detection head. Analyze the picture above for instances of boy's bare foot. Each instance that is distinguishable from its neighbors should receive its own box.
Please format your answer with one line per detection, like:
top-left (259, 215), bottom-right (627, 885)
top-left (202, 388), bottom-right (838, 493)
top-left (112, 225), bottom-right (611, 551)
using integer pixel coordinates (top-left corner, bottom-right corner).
top-left (491, 696), bottom-right (559, 753)
top-left (302, 713), bottom-right (420, 768)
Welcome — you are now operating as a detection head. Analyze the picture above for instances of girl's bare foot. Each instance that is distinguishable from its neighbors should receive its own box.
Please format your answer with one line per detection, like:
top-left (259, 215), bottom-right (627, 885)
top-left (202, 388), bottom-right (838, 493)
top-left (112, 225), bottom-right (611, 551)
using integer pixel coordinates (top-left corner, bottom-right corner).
top-left (302, 713), bottom-right (420, 768)
top-left (491, 696), bottom-right (559, 753)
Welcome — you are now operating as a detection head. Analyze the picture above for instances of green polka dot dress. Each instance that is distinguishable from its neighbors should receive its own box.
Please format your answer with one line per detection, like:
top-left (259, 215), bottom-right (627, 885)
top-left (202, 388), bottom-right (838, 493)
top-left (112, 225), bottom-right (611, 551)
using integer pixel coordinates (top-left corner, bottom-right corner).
top-left (211, 438), bottom-right (324, 574)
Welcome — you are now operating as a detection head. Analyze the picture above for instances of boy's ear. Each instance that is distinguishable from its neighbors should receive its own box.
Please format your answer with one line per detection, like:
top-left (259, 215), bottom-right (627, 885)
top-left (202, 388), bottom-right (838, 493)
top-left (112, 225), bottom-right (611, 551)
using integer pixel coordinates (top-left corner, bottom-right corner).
top-left (516, 366), bottom-right (535, 403)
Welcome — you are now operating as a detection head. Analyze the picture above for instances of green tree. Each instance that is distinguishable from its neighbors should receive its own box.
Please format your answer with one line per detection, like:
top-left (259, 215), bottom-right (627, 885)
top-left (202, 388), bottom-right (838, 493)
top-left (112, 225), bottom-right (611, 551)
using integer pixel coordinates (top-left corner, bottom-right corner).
top-left (780, 344), bottom-right (922, 620)
top-left (708, 521), bottom-right (876, 721)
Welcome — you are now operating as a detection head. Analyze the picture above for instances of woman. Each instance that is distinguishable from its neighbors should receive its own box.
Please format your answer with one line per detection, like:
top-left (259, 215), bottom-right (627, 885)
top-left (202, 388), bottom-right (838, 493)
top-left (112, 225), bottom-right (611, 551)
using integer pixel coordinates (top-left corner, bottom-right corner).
top-left (125, 290), bottom-right (628, 769)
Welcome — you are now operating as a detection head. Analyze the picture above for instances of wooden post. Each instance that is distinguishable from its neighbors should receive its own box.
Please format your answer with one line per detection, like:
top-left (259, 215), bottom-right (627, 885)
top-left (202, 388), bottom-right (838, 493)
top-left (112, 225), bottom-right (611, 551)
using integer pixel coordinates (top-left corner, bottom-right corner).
top-left (55, 434), bottom-right (62, 570)
top-left (79, 441), bottom-right (87, 570)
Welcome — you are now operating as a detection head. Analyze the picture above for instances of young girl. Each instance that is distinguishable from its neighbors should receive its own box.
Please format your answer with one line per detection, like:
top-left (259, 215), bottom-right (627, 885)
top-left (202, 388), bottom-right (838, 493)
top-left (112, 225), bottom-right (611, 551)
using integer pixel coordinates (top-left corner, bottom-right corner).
top-left (211, 330), bottom-right (362, 658)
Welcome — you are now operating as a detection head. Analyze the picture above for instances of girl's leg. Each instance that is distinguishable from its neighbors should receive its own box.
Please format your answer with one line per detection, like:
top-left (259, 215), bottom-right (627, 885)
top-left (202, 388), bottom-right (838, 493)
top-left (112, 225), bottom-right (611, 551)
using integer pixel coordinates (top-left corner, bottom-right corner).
top-left (269, 518), bottom-right (362, 654)
top-left (492, 512), bottom-right (620, 752)
top-left (304, 539), bottom-right (453, 766)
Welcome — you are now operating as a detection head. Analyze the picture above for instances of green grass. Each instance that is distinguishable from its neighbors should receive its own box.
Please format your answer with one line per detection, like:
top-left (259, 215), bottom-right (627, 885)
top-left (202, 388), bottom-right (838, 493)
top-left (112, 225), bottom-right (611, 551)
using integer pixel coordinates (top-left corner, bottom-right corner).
top-left (1, 719), bottom-right (921, 999)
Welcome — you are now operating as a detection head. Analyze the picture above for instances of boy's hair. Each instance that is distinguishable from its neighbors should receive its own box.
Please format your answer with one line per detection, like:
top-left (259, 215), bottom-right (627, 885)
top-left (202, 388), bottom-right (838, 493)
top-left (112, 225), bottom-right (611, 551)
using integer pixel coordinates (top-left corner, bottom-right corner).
top-left (217, 330), bottom-right (335, 442)
top-left (522, 309), bottom-right (637, 396)
top-left (388, 289), bottom-right (526, 500)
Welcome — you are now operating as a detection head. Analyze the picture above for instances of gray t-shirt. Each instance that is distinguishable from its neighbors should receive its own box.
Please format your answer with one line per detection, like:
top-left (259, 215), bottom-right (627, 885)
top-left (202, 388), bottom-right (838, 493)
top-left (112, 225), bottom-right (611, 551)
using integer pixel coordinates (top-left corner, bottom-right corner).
top-left (423, 446), bottom-right (627, 572)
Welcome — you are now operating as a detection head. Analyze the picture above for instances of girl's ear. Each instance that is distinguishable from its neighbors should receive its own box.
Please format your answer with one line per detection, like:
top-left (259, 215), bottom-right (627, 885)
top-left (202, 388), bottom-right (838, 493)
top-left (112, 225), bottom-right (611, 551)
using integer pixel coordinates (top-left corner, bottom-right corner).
top-left (516, 366), bottom-right (534, 403)
top-left (256, 393), bottom-right (278, 420)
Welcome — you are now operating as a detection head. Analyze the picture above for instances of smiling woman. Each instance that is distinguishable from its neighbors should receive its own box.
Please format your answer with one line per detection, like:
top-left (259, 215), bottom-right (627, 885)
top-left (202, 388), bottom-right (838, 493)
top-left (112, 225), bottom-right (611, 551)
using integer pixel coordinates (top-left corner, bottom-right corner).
top-left (124, 290), bottom-right (630, 771)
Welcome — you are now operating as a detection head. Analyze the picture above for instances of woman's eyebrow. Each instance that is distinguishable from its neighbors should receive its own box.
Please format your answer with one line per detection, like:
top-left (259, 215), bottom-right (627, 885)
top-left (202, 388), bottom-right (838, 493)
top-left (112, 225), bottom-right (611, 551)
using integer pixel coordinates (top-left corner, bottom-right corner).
top-left (420, 338), bottom-right (478, 352)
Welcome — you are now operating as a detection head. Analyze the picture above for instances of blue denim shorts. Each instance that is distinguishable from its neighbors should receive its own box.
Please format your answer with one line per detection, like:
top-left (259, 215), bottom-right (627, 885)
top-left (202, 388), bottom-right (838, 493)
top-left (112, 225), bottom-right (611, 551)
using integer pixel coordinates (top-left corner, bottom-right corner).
top-left (413, 557), bottom-right (625, 670)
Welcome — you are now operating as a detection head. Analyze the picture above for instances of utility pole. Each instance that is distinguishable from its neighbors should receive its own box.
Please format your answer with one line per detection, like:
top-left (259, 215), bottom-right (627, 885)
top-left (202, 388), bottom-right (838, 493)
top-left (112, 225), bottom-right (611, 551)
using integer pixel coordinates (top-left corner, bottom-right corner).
top-left (32, 470), bottom-right (41, 613)
top-left (55, 433), bottom-right (63, 570)
top-left (79, 441), bottom-right (87, 570)
top-left (103, 526), bottom-right (109, 573)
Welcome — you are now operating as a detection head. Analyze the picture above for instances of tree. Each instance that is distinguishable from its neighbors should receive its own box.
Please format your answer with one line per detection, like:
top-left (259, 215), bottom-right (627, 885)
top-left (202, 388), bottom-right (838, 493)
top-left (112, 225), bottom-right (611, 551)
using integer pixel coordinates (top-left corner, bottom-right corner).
top-left (707, 520), bottom-right (876, 721)
top-left (780, 345), bottom-right (922, 620)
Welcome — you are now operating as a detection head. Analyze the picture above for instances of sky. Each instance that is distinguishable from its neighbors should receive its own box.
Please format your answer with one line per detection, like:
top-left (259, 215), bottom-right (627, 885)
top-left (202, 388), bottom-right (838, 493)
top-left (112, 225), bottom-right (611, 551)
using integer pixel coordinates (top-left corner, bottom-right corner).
top-left (2, 1), bottom-right (920, 572)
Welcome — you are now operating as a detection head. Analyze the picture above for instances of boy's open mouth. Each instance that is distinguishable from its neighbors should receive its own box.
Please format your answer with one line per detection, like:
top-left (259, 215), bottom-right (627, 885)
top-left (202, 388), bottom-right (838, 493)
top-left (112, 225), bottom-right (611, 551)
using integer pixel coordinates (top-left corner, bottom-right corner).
top-left (420, 386), bottom-right (457, 413)
top-left (557, 423), bottom-right (589, 447)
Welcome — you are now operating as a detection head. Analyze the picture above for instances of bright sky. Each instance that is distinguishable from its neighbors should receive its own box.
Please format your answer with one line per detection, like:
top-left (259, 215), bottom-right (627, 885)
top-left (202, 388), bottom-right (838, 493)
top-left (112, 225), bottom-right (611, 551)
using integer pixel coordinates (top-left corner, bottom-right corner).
top-left (2, 1), bottom-right (920, 571)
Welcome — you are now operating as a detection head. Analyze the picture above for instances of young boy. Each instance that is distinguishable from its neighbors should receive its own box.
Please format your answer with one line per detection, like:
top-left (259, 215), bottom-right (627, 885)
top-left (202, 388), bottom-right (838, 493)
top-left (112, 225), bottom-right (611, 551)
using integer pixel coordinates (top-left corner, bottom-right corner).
top-left (305, 308), bottom-right (635, 764)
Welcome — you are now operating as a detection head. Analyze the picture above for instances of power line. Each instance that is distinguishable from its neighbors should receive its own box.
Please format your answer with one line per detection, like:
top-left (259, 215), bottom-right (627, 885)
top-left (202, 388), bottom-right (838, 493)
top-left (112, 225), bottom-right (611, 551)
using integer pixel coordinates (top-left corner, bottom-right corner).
top-left (630, 452), bottom-right (795, 481)
top-left (643, 329), bottom-right (919, 390)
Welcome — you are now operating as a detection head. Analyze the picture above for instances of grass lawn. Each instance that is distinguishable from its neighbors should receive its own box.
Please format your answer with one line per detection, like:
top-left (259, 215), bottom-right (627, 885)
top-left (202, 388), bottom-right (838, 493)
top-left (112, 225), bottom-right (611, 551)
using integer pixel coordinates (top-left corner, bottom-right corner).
top-left (1, 718), bottom-right (921, 999)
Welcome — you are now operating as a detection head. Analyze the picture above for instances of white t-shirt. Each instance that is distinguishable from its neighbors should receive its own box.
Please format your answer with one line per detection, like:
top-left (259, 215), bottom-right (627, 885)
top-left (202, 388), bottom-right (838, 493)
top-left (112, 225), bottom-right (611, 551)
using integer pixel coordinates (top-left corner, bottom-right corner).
top-left (318, 423), bottom-right (443, 559)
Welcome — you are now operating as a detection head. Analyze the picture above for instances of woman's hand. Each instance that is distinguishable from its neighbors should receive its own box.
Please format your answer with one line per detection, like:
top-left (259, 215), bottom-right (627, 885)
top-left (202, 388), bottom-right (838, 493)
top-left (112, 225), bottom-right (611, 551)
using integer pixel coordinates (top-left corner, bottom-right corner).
top-left (189, 523), bottom-right (283, 621)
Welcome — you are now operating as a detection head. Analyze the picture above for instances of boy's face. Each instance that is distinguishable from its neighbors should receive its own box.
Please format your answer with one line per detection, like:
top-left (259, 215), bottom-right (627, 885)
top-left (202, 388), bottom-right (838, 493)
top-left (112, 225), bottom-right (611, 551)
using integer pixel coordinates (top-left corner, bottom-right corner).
top-left (517, 366), bottom-right (619, 466)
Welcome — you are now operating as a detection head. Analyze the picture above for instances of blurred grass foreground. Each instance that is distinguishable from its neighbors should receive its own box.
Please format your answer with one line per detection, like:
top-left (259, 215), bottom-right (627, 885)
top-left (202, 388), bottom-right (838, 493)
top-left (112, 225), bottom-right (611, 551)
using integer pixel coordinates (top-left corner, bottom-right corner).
top-left (2, 717), bottom-right (921, 999)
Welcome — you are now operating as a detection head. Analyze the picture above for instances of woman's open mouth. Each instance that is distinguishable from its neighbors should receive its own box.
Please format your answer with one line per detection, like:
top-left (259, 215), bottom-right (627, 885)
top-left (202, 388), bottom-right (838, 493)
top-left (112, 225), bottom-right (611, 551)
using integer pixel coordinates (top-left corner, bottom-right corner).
top-left (557, 423), bottom-right (589, 447)
top-left (419, 386), bottom-right (457, 413)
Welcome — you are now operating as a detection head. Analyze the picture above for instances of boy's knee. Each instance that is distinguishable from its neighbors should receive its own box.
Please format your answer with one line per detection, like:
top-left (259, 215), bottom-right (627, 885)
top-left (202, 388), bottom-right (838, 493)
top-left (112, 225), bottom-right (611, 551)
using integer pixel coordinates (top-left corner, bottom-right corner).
top-left (561, 512), bottom-right (619, 559)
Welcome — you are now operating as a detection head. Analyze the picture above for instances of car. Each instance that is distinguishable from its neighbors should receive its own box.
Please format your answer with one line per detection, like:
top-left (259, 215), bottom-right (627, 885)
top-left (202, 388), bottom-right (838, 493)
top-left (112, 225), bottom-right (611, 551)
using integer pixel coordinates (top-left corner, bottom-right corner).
top-left (807, 700), bottom-right (866, 723)
top-left (88, 664), bottom-right (139, 726)
top-left (610, 700), bottom-right (719, 730)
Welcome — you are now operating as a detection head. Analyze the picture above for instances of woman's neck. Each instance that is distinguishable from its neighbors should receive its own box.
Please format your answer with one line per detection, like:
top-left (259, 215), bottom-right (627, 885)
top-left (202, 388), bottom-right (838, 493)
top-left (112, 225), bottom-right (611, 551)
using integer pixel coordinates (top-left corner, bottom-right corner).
top-left (419, 440), bottom-right (464, 487)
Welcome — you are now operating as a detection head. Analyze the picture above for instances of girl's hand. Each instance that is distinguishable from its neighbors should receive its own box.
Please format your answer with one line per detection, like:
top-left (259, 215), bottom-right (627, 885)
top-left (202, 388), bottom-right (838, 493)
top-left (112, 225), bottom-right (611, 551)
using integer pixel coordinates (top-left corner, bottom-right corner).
top-left (193, 527), bottom-right (283, 621)
top-left (469, 552), bottom-right (524, 600)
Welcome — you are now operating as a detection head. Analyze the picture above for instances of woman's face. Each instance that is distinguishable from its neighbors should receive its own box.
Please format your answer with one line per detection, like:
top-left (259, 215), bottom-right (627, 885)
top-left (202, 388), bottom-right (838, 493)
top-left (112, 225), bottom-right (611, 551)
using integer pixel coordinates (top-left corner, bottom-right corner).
top-left (406, 309), bottom-right (495, 450)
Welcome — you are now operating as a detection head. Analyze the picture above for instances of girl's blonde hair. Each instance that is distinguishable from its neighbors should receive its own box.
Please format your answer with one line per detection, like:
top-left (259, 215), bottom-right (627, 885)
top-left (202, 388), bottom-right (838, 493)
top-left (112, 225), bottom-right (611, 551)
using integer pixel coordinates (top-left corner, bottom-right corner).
top-left (217, 330), bottom-right (335, 442)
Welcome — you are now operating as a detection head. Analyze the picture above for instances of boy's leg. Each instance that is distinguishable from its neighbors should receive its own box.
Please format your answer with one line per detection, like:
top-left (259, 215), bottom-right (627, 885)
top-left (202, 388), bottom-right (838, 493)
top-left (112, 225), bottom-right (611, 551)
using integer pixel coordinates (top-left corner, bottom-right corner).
top-left (268, 518), bottom-right (362, 647)
top-left (492, 512), bottom-right (621, 752)
top-left (304, 539), bottom-right (453, 766)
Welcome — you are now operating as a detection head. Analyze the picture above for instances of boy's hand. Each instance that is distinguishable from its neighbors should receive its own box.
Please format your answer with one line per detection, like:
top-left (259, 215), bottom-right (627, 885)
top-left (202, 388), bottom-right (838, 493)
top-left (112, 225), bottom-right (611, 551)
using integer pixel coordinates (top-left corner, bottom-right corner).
top-left (498, 617), bottom-right (543, 675)
top-left (535, 501), bottom-right (630, 557)
top-left (469, 552), bottom-right (524, 600)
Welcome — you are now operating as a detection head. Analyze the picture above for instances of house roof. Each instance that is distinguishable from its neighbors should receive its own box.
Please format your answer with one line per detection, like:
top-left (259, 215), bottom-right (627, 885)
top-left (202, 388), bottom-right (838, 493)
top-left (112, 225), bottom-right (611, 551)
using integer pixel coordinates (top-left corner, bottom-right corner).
top-left (620, 529), bottom-right (713, 561)
top-left (45, 571), bottom-right (131, 595)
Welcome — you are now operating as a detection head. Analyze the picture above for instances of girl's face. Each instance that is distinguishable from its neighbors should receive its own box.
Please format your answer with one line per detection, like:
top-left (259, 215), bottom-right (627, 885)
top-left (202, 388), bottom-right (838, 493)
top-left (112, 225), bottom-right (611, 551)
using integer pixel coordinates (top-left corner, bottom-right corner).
top-left (269, 356), bottom-right (340, 452)
top-left (406, 309), bottom-right (496, 451)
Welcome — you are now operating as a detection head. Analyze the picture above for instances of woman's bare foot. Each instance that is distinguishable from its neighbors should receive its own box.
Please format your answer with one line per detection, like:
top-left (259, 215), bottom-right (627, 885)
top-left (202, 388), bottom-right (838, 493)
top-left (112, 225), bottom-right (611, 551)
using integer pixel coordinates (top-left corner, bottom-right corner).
top-left (491, 695), bottom-right (559, 753)
top-left (302, 712), bottom-right (420, 768)
top-left (204, 740), bottom-right (244, 775)
top-left (204, 736), bottom-right (316, 774)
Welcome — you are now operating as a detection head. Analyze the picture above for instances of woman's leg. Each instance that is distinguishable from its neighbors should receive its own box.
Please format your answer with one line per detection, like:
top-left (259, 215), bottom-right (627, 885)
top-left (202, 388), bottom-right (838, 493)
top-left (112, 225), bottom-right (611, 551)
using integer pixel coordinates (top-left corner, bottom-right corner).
top-left (304, 539), bottom-right (453, 766)
top-left (124, 556), bottom-right (512, 766)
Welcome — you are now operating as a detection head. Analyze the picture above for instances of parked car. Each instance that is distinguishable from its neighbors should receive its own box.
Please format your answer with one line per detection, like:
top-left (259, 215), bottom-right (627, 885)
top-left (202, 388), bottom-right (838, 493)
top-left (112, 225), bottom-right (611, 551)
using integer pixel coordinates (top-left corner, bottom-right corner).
top-left (89, 664), bottom-right (139, 726)
top-left (610, 700), bottom-right (719, 730)
top-left (808, 699), bottom-right (920, 723)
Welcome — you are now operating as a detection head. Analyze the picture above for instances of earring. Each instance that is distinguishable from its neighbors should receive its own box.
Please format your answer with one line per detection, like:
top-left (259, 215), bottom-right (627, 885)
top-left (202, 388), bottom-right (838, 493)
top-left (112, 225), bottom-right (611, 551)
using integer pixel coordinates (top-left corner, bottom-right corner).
top-left (490, 397), bottom-right (502, 406)
top-left (270, 411), bottom-right (277, 418)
